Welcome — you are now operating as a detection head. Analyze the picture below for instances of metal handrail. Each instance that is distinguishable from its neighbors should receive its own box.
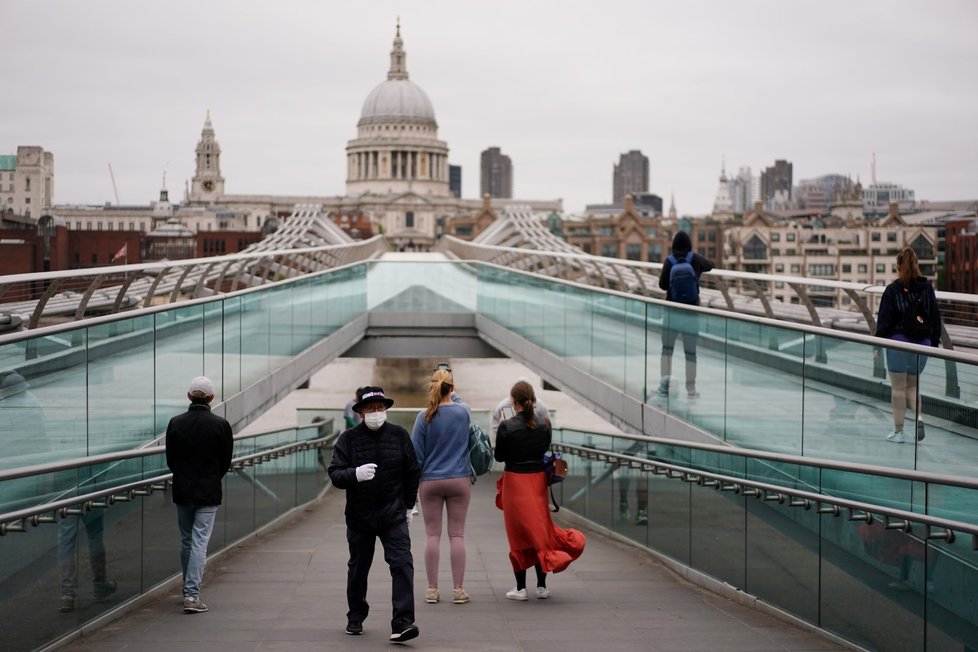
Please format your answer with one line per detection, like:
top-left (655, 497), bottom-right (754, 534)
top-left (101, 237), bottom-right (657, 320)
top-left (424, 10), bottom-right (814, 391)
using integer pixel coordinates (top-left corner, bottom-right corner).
top-left (0, 250), bottom-right (372, 346)
top-left (556, 442), bottom-right (978, 547)
top-left (0, 423), bottom-right (327, 483)
top-left (0, 434), bottom-right (336, 535)
top-left (0, 236), bottom-right (386, 333)
top-left (439, 235), bottom-right (978, 306)
top-left (555, 431), bottom-right (978, 489)
top-left (438, 235), bottom-right (978, 348)
top-left (467, 257), bottom-right (978, 366)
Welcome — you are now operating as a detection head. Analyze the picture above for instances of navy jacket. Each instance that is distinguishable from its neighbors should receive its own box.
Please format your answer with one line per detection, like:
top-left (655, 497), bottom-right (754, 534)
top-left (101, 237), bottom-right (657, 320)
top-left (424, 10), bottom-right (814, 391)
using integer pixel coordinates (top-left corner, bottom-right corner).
top-left (166, 404), bottom-right (234, 506)
top-left (328, 421), bottom-right (421, 532)
top-left (875, 276), bottom-right (942, 346)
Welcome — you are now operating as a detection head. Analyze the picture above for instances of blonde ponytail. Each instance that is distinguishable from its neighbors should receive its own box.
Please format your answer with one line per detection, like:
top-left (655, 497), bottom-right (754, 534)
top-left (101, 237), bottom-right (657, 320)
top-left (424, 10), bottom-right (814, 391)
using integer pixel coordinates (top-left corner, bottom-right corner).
top-left (423, 368), bottom-right (454, 423)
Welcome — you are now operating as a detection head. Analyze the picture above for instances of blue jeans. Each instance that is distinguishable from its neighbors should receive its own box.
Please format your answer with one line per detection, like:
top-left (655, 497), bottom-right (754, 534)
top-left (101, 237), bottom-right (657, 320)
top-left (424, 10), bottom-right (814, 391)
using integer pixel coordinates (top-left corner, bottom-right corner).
top-left (58, 511), bottom-right (108, 598)
top-left (177, 504), bottom-right (218, 598)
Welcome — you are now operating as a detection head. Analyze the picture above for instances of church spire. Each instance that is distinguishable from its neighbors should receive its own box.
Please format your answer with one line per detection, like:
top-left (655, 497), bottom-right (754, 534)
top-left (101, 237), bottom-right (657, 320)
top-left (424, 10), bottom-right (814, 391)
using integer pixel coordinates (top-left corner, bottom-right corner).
top-left (388, 18), bottom-right (409, 80)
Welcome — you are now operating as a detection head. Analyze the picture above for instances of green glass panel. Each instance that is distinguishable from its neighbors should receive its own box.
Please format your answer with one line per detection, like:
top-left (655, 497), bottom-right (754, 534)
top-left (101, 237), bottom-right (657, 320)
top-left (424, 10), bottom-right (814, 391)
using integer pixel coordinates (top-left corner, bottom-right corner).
top-left (748, 496), bottom-right (819, 622)
top-left (1, 331), bottom-right (88, 468)
top-left (648, 472), bottom-right (690, 565)
top-left (268, 284), bottom-right (294, 363)
top-left (86, 315), bottom-right (157, 453)
top-left (221, 296), bottom-right (243, 397)
top-left (564, 286), bottom-right (593, 375)
top-left (239, 292), bottom-right (271, 389)
top-left (623, 299), bottom-right (647, 401)
top-left (291, 278), bottom-right (315, 353)
top-left (802, 338), bottom-right (884, 464)
top-left (689, 481), bottom-right (745, 587)
top-left (821, 514), bottom-right (926, 650)
top-left (724, 320), bottom-right (803, 452)
top-left (152, 307), bottom-right (204, 437)
top-left (591, 293), bottom-right (627, 390)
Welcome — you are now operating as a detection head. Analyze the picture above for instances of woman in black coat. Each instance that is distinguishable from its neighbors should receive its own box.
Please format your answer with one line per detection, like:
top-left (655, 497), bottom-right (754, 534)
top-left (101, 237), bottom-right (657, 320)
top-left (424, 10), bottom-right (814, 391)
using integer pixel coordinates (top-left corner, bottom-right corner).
top-left (874, 247), bottom-right (942, 444)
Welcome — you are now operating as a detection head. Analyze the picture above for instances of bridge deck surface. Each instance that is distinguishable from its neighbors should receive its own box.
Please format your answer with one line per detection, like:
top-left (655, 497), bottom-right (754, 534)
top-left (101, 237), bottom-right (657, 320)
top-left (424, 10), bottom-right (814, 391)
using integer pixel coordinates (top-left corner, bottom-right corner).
top-left (59, 477), bottom-right (845, 652)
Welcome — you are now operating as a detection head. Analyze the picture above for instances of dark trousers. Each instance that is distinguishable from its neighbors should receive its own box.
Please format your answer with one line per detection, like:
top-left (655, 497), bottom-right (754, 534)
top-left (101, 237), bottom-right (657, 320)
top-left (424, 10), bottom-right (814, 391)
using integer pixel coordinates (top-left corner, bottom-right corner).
top-left (346, 520), bottom-right (415, 631)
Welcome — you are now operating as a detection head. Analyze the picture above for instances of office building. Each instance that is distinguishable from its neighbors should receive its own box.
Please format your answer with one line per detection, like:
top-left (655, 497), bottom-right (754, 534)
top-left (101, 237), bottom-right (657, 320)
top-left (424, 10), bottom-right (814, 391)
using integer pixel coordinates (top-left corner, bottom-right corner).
top-left (449, 164), bottom-right (461, 198)
top-left (480, 147), bottom-right (513, 198)
top-left (612, 150), bottom-right (649, 204)
top-left (761, 159), bottom-right (793, 206)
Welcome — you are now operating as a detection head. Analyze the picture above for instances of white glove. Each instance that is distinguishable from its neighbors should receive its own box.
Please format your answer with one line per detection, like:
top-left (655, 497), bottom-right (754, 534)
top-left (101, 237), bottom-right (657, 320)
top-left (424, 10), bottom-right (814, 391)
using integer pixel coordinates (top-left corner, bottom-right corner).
top-left (405, 509), bottom-right (415, 525)
top-left (355, 463), bottom-right (377, 482)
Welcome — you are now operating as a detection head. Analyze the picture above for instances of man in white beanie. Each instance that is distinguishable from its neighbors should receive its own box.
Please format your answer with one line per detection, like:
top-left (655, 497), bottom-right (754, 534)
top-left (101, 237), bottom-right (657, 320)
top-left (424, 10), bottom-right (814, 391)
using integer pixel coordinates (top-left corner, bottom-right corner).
top-left (165, 376), bottom-right (233, 614)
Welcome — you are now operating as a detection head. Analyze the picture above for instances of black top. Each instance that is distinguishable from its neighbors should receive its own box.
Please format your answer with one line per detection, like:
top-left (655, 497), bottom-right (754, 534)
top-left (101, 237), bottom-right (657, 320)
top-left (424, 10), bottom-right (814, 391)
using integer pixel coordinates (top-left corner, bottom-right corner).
top-left (494, 414), bottom-right (551, 473)
top-left (658, 251), bottom-right (715, 304)
top-left (165, 404), bottom-right (234, 507)
top-left (875, 276), bottom-right (942, 346)
top-left (328, 420), bottom-right (421, 532)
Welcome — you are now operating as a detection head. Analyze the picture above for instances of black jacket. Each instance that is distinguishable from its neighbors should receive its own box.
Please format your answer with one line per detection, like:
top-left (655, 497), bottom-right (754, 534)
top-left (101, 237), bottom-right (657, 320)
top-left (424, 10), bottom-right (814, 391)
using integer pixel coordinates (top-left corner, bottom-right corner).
top-left (658, 232), bottom-right (715, 305)
top-left (875, 276), bottom-right (942, 346)
top-left (494, 414), bottom-right (552, 473)
top-left (328, 421), bottom-right (421, 532)
top-left (166, 404), bottom-right (234, 506)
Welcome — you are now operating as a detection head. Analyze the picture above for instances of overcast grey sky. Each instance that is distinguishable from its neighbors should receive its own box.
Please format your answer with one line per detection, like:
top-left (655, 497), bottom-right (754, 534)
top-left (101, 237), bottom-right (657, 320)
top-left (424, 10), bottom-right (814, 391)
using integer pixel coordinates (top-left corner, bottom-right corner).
top-left (3, 0), bottom-right (976, 215)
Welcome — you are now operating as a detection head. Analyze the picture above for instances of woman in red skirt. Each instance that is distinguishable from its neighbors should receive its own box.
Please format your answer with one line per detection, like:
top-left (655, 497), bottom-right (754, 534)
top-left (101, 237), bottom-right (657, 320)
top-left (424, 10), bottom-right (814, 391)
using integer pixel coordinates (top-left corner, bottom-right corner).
top-left (494, 380), bottom-right (586, 600)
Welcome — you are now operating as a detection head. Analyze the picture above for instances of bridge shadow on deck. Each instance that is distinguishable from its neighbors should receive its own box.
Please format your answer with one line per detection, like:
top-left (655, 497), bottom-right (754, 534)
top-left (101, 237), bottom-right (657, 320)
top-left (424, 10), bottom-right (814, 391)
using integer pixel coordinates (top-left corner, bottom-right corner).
top-left (59, 474), bottom-right (845, 652)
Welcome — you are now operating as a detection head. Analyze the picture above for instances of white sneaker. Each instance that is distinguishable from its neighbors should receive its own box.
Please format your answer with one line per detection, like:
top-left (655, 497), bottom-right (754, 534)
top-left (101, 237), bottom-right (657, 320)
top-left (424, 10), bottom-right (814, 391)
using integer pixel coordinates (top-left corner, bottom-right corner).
top-left (886, 431), bottom-right (905, 444)
top-left (505, 587), bottom-right (528, 601)
top-left (535, 586), bottom-right (550, 599)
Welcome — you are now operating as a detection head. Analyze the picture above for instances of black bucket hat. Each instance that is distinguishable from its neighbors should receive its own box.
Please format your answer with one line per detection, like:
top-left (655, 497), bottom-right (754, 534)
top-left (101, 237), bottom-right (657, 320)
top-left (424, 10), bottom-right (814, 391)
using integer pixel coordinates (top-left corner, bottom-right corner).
top-left (352, 386), bottom-right (394, 412)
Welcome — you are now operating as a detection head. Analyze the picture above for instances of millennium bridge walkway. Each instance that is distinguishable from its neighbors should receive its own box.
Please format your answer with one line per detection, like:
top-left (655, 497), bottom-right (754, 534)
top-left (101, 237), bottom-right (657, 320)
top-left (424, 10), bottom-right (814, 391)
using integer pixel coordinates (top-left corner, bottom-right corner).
top-left (2, 206), bottom-right (978, 651)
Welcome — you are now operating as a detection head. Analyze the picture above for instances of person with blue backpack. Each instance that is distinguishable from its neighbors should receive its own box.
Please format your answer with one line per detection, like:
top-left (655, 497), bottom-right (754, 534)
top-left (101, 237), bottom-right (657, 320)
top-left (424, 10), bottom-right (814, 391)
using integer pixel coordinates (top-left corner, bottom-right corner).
top-left (657, 231), bottom-right (714, 398)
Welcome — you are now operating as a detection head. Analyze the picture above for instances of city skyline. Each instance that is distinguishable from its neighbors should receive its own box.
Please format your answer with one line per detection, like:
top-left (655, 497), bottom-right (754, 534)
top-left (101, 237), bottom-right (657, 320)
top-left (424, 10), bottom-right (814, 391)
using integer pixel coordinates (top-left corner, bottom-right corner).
top-left (2, 0), bottom-right (976, 215)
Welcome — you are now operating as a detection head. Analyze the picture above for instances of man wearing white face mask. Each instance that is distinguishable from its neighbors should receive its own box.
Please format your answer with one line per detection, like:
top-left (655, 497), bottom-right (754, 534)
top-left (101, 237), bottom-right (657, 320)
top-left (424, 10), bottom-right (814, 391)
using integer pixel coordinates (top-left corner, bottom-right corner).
top-left (328, 386), bottom-right (422, 643)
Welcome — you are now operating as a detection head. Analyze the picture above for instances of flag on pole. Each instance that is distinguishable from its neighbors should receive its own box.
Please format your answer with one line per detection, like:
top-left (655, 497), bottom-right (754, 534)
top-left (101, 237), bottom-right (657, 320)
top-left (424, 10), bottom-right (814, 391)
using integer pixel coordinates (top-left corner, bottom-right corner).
top-left (111, 243), bottom-right (128, 263)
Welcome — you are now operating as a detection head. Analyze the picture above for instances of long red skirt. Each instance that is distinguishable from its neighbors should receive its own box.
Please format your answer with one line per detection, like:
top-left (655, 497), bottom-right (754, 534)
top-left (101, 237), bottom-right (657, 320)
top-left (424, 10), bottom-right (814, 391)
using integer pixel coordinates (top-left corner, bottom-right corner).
top-left (496, 471), bottom-right (586, 574)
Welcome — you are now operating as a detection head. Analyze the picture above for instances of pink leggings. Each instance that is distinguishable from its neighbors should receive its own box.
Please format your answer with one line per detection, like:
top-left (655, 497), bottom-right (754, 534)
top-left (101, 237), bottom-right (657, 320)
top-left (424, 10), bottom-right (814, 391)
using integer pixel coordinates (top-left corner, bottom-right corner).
top-left (418, 477), bottom-right (472, 588)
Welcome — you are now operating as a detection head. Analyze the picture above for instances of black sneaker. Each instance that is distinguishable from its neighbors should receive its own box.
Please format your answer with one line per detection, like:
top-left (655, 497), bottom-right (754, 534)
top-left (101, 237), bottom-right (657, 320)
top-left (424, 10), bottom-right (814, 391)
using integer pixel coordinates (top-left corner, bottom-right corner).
top-left (345, 621), bottom-right (363, 636)
top-left (916, 420), bottom-right (926, 441)
top-left (390, 623), bottom-right (419, 643)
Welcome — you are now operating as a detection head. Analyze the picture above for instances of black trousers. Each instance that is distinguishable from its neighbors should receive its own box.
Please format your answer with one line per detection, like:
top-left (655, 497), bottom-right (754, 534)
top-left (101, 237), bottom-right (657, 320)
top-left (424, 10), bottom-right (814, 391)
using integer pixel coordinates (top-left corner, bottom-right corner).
top-left (346, 520), bottom-right (415, 631)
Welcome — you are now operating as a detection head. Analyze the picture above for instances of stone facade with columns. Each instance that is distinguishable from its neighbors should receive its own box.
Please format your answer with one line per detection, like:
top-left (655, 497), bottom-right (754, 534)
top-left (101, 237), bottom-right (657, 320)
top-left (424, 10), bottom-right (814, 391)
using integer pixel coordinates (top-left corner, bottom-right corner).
top-left (180, 24), bottom-right (560, 249)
